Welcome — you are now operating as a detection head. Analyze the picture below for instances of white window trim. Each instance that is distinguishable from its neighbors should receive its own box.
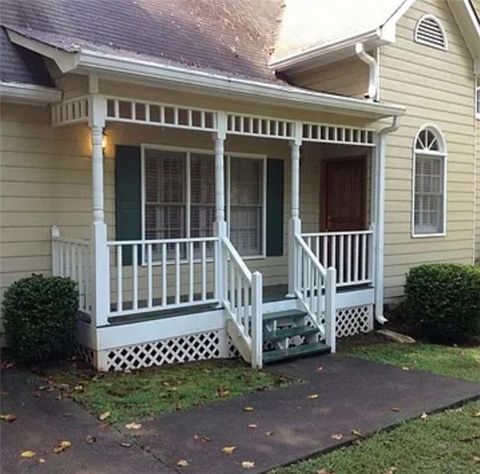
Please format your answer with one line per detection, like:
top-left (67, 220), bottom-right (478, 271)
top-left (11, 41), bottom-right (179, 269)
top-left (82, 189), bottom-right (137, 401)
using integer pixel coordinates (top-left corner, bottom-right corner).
top-left (411, 124), bottom-right (447, 238)
top-left (140, 143), bottom-right (267, 259)
top-left (414, 14), bottom-right (448, 51)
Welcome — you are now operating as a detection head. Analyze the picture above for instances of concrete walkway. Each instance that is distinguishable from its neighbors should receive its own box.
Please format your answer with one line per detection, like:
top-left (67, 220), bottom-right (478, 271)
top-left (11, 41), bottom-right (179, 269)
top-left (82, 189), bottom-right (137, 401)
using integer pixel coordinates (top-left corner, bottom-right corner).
top-left (1, 368), bottom-right (174, 474)
top-left (2, 355), bottom-right (479, 474)
top-left (131, 355), bottom-right (480, 473)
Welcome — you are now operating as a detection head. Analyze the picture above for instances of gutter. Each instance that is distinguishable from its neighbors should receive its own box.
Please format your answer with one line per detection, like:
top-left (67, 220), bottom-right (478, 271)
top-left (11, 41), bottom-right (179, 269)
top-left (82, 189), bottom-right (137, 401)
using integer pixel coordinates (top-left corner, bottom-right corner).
top-left (0, 82), bottom-right (62, 104)
top-left (355, 44), bottom-right (379, 100)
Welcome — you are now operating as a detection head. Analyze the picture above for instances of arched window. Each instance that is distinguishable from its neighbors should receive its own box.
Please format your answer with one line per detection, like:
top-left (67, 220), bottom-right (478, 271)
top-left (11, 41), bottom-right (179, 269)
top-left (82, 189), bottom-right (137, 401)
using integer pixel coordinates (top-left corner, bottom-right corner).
top-left (413, 125), bottom-right (446, 236)
top-left (414, 15), bottom-right (448, 50)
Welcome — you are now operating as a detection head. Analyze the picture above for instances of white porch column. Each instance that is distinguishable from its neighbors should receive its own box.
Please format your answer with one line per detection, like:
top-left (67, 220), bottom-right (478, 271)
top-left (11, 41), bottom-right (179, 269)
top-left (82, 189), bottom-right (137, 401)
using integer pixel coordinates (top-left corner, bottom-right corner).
top-left (89, 93), bottom-right (109, 327)
top-left (214, 112), bottom-right (227, 302)
top-left (288, 122), bottom-right (303, 295)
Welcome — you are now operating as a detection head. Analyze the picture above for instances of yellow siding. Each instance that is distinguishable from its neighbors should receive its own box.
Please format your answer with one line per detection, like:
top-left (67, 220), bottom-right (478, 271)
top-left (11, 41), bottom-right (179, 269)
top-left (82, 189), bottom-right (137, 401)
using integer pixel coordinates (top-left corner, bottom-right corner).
top-left (284, 56), bottom-right (370, 98)
top-left (379, 0), bottom-right (476, 300)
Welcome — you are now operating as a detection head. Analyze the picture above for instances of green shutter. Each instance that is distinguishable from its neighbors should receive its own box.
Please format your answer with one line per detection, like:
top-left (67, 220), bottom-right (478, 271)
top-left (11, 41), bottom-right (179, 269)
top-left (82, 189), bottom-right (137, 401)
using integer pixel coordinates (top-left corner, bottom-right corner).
top-left (266, 158), bottom-right (284, 256)
top-left (115, 145), bottom-right (141, 265)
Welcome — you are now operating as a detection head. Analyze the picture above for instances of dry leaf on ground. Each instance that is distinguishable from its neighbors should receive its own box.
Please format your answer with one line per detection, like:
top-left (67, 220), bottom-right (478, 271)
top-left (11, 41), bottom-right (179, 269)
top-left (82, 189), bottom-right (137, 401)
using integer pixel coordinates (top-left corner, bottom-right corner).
top-left (53, 440), bottom-right (72, 454)
top-left (243, 406), bottom-right (254, 412)
top-left (38, 458), bottom-right (46, 464)
top-left (247, 424), bottom-right (258, 429)
top-left (0, 413), bottom-right (16, 422)
top-left (241, 461), bottom-right (255, 469)
top-left (222, 446), bottom-right (236, 455)
top-left (420, 412), bottom-right (429, 421)
top-left (307, 394), bottom-right (319, 400)
top-left (99, 411), bottom-right (111, 421)
top-left (20, 450), bottom-right (35, 458)
top-left (351, 429), bottom-right (364, 438)
top-left (177, 459), bottom-right (189, 467)
top-left (217, 387), bottom-right (230, 398)
top-left (85, 435), bottom-right (96, 444)
top-left (265, 431), bottom-right (274, 436)
top-left (472, 411), bottom-right (480, 418)
top-left (125, 422), bottom-right (142, 430)
top-left (331, 433), bottom-right (343, 440)
top-left (391, 407), bottom-right (400, 412)
top-left (194, 434), bottom-right (211, 442)
top-left (401, 366), bottom-right (410, 371)
top-left (120, 442), bottom-right (132, 448)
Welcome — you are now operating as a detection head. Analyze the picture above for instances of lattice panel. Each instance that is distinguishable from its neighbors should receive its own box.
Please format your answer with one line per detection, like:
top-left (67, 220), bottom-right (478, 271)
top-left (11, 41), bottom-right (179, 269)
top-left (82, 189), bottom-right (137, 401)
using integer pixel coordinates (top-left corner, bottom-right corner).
top-left (227, 114), bottom-right (295, 139)
top-left (302, 123), bottom-right (375, 146)
top-left (336, 305), bottom-right (373, 338)
top-left (75, 344), bottom-right (95, 367)
top-left (106, 97), bottom-right (216, 131)
top-left (51, 96), bottom-right (89, 126)
top-left (105, 331), bottom-right (221, 371)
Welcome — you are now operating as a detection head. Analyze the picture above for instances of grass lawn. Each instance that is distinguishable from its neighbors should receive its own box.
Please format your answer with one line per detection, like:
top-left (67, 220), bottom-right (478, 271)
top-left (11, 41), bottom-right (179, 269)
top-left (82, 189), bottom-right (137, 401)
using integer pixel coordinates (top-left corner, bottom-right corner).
top-left (272, 338), bottom-right (480, 474)
top-left (42, 359), bottom-right (292, 424)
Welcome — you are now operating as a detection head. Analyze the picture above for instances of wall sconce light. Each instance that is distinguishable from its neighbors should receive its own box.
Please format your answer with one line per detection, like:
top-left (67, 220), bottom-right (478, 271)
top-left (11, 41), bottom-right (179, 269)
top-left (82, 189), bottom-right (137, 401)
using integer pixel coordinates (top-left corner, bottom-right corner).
top-left (102, 131), bottom-right (108, 150)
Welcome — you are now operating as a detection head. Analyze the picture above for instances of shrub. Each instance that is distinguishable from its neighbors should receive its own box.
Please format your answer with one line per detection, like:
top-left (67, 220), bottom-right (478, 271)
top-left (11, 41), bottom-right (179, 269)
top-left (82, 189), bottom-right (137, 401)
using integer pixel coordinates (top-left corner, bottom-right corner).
top-left (2, 274), bottom-right (78, 362)
top-left (405, 264), bottom-right (480, 343)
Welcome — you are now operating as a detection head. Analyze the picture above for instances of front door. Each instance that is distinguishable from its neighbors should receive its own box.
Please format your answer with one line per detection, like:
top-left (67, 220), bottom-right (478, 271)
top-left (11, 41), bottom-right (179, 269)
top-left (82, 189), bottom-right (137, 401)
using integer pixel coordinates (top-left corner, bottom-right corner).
top-left (322, 157), bottom-right (367, 231)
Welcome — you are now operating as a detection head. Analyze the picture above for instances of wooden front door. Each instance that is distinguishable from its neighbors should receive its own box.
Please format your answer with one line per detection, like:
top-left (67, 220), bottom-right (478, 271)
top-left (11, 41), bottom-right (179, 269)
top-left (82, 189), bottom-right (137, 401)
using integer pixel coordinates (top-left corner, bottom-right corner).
top-left (322, 157), bottom-right (367, 231)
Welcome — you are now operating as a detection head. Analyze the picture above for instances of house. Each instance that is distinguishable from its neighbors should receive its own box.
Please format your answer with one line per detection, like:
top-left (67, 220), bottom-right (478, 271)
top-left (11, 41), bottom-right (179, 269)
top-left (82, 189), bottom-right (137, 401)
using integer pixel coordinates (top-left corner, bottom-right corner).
top-left (0, 0), bottom-right (478, 371)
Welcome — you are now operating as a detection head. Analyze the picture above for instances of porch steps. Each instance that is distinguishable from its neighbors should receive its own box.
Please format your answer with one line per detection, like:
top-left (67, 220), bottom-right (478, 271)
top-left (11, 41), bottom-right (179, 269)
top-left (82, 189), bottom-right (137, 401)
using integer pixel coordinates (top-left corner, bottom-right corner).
top-left (262, 309), bottom-right (330, 364)
top-left (263, 342), bottom-right (330, 364)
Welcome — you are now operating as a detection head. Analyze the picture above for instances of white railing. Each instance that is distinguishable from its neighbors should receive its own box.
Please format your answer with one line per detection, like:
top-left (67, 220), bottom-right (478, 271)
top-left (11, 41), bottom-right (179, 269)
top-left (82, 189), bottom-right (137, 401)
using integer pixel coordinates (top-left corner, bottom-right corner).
top-left (294, 234), bottom-right (336, 352)
top-left (302, 230), bottom-right (373, 287)
top-left (107, 237), bottom-right (219, 317)
top-left (222, 237), bottom-right (263, 368)
top-left (51, 227), bottom-right (92, 314)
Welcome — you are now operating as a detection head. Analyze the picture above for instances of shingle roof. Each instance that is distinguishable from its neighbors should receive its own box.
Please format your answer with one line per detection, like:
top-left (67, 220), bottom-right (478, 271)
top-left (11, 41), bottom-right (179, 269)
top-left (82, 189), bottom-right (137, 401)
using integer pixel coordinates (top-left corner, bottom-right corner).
top-left (0, 27), bottom-right (54, 86)
top-left (1, 0), bottom-right (283, 86)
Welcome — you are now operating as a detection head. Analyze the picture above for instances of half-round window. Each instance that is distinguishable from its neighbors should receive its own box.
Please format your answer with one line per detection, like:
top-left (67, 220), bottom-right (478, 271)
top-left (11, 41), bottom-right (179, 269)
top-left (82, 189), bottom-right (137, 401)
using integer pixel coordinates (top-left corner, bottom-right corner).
top-left (414, 15), bottom-right (448, 50)
top-left (413, 125), bottom-right (446, 236)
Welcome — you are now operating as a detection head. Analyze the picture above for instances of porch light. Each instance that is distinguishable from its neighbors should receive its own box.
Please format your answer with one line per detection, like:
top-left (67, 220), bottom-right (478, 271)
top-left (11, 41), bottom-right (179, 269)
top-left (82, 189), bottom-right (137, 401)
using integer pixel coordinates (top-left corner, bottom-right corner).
top-left (102, 131), bottom-right (108, 150)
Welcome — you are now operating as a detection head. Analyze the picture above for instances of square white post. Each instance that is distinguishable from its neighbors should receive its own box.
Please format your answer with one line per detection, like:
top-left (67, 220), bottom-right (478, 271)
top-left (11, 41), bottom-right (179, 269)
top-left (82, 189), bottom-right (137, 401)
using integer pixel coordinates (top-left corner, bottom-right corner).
top-left (89, 92), bottom-right (109, 327)
top-left (288, 122), bottom-right (303, 296)
top-left (213, 112), bottom-right (227, 302)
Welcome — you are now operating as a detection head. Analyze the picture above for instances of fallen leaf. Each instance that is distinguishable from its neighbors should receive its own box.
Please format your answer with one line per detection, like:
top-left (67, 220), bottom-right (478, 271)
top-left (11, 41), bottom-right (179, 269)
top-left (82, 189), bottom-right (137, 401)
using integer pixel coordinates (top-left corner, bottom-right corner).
top-left (120, 442), bottom-right (132, 448)
top-left (331, 433), bottom-right (343, 440)
top-left (0, 413), bottom-right (16, 422)
top-left (85, 435), bottom-right (96, 444)
top-left (241, 461), bottom-right (255, 469)
top-left (351, 429), bottom-right (364, 438)
top-left (74, 385), bottom-right (84, 392)
top-left (99, 411), bottom-right (111, 421)
top-left (307, 394), bottom-right (319, 400)
top-left (420, 412), bottom-right (428, 421)
top-left (20, 450), bottom-right (35, 458)
top-left (472, 411), bottom-right (480, 418)
top-left (125, 422), bottom-right (142, 430)
top-left (265, 431), bottom-right (274, 436)
top-left (177, 459), bottom-right (189, 467)
top-left (391, 407), bottom-right (400, 412)
top-left (386, 468), bottom-right (397, 474)
top-left (217, 387), bottom-right (230, 398)
top-left (194, 434), bottom-right (211, 442)
top-left (316, 366), bottom-right (324, 372)
top-left (222, 446), bottom-right (236, 455)
top-left (53, 440), bottom-right (72, 454)
top-left (247, 424), bottom-right (258, 429)
top-left (401, 366), bottom-right (410, 371)
top-left (472, 455), bottom-right (480, 464)
top-left (243, 406), bottom-right (254, 412)
top-left (38, 458), bottom-right (46, 464)
top-left (316, 469), bottom-right (333, 474)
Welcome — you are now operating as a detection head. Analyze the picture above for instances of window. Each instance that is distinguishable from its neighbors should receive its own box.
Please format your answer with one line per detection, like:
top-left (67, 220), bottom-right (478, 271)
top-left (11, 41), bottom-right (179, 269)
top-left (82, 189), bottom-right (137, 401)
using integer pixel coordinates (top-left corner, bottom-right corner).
top-left (414, 15), bottom-right (447, 50)
top-left (142, 146), bottom-right (265, 257)
top-left (413, 126), bottom-right (446, 236)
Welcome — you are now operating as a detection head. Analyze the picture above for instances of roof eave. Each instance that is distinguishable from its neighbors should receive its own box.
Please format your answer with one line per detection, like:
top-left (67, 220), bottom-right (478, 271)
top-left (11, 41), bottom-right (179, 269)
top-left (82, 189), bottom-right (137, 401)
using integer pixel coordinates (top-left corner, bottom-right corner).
top-left (0, 82), bottom-right (62, 104)
top-left (76, 49), bottom-right (405, 119)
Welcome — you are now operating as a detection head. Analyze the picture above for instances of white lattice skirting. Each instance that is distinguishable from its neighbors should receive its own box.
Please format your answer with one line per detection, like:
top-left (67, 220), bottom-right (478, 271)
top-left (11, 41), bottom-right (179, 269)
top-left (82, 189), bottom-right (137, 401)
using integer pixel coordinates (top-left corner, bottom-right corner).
top-left (336, 304), bottom-right (374, 338)
top-left (100, 330), bottom-right (229, 371)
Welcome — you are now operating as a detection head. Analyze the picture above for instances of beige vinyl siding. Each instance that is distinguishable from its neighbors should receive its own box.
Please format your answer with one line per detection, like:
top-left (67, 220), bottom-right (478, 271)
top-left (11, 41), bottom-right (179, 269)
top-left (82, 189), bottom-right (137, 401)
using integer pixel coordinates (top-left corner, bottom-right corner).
top-left (476, 77), bottom-right (480, 260)
top-left (284, 56), bottom-right (369, 98)
top-left (379, 0), bottom-right (476, 300)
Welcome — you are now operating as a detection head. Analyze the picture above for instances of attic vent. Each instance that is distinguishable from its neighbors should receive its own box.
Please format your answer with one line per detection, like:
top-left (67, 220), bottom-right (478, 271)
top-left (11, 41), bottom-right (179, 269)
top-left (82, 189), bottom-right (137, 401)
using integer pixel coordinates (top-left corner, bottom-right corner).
top-left (414, 15), bottom-right (447, 50)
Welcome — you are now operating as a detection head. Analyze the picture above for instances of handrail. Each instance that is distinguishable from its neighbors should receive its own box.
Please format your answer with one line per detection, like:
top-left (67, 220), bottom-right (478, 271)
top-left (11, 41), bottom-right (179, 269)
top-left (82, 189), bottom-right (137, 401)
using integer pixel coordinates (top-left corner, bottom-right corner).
top-left (221, 236), bottom-right (262, 368)
top-left (295, 234), bottom-right (326, 277)
top-left (302, 229), bottom-right (373, 237)
top-left (108, 236), bottom-right (219, 246)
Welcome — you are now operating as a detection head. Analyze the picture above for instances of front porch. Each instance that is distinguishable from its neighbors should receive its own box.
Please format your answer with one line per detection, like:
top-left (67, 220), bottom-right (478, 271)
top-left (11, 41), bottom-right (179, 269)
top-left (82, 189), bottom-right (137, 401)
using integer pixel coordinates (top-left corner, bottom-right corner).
top-left (50, 82), bottom-right (386, 371)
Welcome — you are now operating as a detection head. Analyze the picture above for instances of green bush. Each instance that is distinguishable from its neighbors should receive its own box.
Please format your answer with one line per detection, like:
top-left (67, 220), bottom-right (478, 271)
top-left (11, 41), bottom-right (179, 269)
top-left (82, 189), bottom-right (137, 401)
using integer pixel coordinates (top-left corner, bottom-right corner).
top-left (405, 264), bottom-right (480, 343)
top-left (2, 274), bottom-right (78, 362)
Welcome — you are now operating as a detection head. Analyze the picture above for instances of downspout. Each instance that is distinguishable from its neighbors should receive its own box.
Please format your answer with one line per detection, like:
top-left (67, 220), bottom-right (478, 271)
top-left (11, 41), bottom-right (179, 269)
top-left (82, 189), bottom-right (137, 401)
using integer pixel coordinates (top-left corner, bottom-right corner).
top-left (374, 116), bottom-right (401, 324)
top-left (355, 43), bottom-right (379, 100)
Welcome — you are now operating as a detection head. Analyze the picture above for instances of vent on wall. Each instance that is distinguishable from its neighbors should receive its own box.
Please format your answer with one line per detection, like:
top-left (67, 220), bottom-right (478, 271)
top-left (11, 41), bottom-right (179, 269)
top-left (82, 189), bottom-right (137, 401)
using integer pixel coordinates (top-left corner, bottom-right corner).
top-left (414, 15), bottom-right (447, 50)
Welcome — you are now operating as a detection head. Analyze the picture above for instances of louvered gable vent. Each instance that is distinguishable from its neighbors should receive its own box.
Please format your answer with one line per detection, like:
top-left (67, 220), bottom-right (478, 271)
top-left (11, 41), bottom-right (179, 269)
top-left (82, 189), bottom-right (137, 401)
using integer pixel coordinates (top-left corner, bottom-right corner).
top-left (414, 15), bottom-right (447, 50)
